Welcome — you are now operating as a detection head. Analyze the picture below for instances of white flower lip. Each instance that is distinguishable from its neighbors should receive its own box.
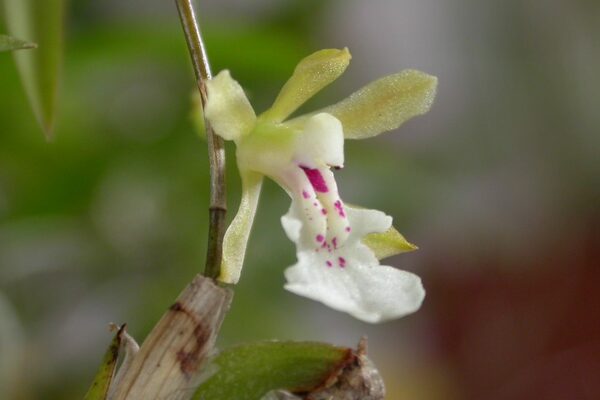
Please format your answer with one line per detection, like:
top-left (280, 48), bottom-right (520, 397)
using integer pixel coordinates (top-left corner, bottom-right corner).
top-left (282, 203), bottom-right (425, 323)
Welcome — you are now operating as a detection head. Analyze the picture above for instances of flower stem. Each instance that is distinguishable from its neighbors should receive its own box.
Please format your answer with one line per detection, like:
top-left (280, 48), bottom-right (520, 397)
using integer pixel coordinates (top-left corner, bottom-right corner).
top-left (175, 0), bottom-right (226, 280)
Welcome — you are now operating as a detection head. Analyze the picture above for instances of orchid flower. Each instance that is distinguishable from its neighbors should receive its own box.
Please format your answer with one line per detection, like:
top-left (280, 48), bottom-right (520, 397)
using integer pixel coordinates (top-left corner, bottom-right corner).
top-left (204, 48), bottom-right (437, 323)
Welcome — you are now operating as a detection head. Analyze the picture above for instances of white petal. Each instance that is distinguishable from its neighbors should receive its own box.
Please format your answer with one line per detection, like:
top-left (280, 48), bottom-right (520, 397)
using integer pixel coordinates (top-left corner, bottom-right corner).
top-left (281, 202), bottom-right (425, 323)
top-left (281, 205), bottom-right (303, 243)
top-left (205, 70), bottom-right (256, 142)
top-left (285, 260), bottom-right (425, 323)
top-left (345, 206), bottom-right (392, 238)
top-left (293, 113), bottom-right (344, 168)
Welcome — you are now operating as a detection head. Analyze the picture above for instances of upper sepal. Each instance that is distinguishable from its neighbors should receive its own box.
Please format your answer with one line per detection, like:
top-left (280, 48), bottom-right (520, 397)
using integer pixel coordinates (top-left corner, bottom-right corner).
top-left (260, 48), bottom-right (351, 123)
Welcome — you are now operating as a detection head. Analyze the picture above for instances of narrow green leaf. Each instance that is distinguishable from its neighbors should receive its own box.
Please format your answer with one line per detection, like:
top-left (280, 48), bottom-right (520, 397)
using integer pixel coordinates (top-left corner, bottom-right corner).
top-left (363, 225), bottom-right (418, 260)
top-left (3, 0), bottom-right (65, 138)
top-left (0, 34), bottom-right (36, 51)
top-left (194, 341), bottom-right (353, 400)
top-left (83, 325), bottom-right (125, 400)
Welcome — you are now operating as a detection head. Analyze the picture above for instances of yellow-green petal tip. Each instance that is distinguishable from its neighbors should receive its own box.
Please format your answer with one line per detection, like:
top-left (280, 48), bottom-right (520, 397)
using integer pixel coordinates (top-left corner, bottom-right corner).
top-left (363, 225), bottom-right (418, 260)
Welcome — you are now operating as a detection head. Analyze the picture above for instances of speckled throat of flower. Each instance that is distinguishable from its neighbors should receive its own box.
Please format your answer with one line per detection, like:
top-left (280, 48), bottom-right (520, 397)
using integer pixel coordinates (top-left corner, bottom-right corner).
top-left (203, 48), bottom-right (437, 323)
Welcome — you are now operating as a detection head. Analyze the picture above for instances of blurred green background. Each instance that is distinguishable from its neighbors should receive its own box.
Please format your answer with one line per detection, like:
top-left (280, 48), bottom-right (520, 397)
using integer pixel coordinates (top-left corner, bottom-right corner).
top-left (1, 0), bottom-right (599, 399)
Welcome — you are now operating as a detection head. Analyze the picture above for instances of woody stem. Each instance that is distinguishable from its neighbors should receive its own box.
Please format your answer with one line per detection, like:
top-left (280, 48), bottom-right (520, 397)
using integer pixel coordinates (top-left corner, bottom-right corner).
top-left (175, 0), bottom-right (226, 280)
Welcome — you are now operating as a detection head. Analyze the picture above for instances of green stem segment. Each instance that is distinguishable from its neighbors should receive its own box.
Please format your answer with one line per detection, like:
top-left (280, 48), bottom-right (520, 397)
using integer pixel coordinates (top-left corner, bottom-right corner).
top-left (175, 0), bottom-right (226, 280)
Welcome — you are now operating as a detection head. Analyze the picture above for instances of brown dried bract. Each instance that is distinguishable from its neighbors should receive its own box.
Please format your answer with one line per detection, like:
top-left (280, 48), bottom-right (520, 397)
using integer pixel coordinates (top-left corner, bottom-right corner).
top-left (175, 318), bottom-right (211, 377)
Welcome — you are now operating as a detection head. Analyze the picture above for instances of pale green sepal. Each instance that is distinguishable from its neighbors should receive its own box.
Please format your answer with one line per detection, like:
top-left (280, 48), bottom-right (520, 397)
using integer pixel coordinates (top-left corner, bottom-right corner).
top-left (83, 325), bottom-right (125, 400)
top-left (0, 34), bottom-right (36, 52)
top-left (362, 225), bottom-right (418, 260)
top-left (219, 170), bottom-right (263, 284)
top-left (205, 70), bottom-right (256, 142)
top-left (292, 70), bottom-right (437, 139)
top-left (260, 48), bottom-right (351, 123)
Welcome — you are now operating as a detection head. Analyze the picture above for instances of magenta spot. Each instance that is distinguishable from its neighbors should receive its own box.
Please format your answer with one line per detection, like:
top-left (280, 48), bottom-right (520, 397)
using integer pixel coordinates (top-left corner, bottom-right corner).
top-left (345, 226), bottom-right (352, 232)
top-left (321, 208), bottom-right (327, 215)
top-left (326, 260), bottom-right (332, 267)
top-left (332, 237), bottom-right (338, 249)
top-left (334, 200), bottom-right (346, 218)
top-left (316, 234), bottom-right (324, 242)
top-left (338, 257), bottom-right (346, 268)
top-left (302, 190), bottom-right (310, 199)
top-left (313, 202), bottom-right (318, 207)
top-left (321, 241), bottom-right (327, 248)
top-left (301, 166), bottom-right (329, 193)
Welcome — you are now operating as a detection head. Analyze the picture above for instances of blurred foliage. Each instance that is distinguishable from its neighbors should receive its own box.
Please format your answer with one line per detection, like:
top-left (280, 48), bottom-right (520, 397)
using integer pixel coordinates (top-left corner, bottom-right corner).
top-left (0, 1), bottom-right (332, 397)
top-left (3, 0), bottom-right (65, 137)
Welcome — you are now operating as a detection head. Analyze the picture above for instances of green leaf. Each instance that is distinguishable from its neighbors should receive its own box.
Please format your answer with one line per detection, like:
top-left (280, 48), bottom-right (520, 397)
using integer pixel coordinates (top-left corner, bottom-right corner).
top-left (194, 341), bottom-right (353, 400)
top-left (83, 325), bottom-right (125, 400)
top-left (0, 34), bottom-right (36, 52)
top-left (3, 0), bottom-right (65, 138)
top-left (363, 225), bottom-right (418, 260)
